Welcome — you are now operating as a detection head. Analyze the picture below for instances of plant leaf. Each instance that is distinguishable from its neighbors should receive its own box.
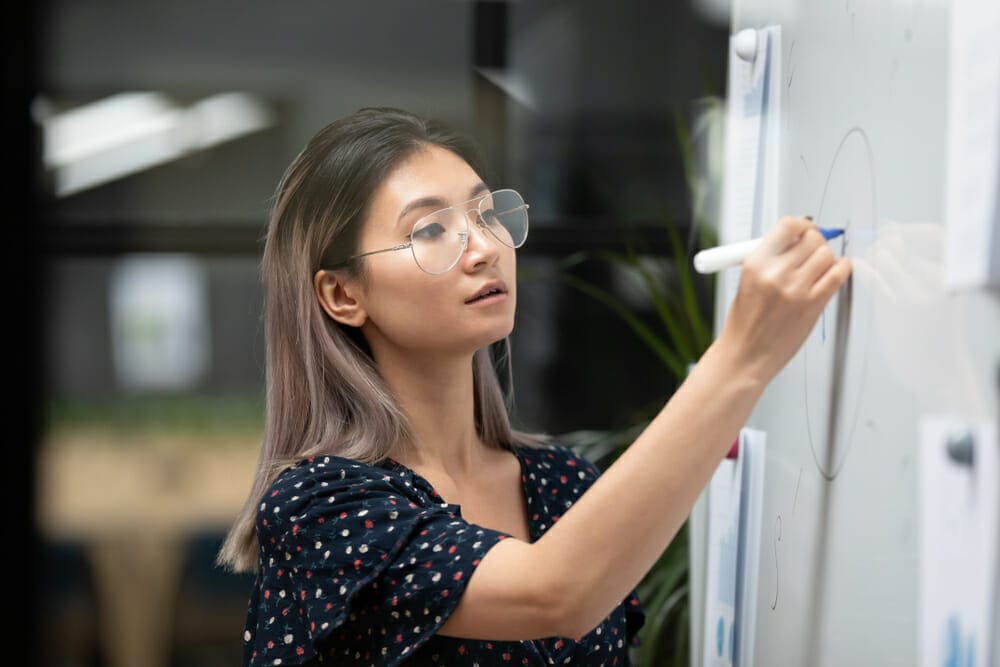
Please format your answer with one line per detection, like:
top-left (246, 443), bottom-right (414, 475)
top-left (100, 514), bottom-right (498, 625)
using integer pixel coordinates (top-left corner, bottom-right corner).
top-left (555, 272), bottom-right (688, 379)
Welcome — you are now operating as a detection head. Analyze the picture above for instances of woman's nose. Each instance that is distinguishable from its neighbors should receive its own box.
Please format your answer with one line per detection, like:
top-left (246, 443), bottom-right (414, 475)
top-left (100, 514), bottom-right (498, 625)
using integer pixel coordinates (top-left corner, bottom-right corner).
top-left (461, 211), bottom-right (501, 263)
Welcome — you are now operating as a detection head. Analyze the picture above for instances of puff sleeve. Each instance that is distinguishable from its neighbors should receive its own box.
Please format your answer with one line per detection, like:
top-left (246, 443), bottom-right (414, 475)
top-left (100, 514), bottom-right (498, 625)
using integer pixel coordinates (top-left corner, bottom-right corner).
top-left (244, 456), bottom-right (511, 666)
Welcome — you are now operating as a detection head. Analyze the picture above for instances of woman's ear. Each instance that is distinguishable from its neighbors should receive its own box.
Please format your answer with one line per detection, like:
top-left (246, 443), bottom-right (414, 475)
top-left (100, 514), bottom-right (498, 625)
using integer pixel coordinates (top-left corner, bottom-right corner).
top-left (313, 270), bottom-right (368, 327)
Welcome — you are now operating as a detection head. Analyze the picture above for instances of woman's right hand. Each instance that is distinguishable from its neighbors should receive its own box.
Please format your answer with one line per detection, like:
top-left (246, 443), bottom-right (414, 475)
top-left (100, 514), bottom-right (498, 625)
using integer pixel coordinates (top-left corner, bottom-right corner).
top-left (716, 215), bottom-right (853, 385)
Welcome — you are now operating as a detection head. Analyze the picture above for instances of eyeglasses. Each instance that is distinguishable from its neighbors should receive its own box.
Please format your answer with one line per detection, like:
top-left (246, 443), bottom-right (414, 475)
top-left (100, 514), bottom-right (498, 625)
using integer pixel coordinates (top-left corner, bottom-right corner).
top-left (326, 189), bottom-right (529, 275)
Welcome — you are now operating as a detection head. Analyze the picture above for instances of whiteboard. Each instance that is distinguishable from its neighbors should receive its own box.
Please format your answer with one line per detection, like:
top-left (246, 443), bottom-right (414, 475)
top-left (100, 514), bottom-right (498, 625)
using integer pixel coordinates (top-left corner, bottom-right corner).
top-left (695, 1), bottom-right (1000, 666)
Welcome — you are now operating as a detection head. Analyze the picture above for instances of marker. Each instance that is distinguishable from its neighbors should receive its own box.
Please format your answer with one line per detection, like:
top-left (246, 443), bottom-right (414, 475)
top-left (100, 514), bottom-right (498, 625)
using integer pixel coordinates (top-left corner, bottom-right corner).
top-left (693, 227), bottom-right (845, 274)
top-left (726, 438), bottom-right (740, 459)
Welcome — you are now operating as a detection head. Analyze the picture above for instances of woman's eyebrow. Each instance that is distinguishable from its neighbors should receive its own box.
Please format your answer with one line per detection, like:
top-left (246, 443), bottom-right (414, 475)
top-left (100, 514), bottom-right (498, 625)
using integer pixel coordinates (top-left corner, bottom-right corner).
top-left (397, 196), bottom-right (447, 223)
top-left (396, 183), bottom-right (491, 224)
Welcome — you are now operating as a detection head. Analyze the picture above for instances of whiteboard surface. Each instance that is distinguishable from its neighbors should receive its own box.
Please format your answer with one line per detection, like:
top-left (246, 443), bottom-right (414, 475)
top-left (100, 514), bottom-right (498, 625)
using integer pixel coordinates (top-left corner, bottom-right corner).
top-left (712, 1), bottom-right (1000, 665)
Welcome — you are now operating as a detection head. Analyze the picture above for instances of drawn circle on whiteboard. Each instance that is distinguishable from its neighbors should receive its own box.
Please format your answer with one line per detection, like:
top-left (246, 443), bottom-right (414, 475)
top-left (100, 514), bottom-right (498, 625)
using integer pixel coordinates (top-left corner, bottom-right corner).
top-left (803, 127), bottom-right (876, 480)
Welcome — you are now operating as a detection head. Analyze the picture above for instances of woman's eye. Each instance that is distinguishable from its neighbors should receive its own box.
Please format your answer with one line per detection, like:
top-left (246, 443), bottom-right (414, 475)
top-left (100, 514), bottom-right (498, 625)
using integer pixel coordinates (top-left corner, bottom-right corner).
top-left (412, 222), bottom-right (447, 241)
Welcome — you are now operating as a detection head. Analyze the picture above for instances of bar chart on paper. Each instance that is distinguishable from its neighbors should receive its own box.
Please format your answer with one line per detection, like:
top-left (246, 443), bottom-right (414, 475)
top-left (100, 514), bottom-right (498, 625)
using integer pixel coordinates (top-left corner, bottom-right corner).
top-left (703, 457), bottom-right (741, 667)
top-left (701, 429), bottom-right (766, 667)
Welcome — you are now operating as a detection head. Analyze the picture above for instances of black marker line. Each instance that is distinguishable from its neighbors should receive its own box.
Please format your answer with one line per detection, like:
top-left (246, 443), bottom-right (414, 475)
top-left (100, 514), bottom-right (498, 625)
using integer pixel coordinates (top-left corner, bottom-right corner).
top-left (771, 514), bottom-right (782, 610)
top-left (793, 467), bottom-right (803, 514)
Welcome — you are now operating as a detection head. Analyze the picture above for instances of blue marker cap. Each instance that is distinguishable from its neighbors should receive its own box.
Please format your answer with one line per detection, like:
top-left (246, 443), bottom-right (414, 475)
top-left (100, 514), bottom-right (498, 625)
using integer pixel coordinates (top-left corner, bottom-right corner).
top-left (819, 227), bottom-right (845, 240)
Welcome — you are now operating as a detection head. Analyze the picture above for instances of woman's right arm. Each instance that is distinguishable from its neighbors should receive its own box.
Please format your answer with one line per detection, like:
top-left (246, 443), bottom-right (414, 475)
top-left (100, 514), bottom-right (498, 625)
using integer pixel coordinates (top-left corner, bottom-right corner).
top-left (439, 215), bottom-right (853, 640)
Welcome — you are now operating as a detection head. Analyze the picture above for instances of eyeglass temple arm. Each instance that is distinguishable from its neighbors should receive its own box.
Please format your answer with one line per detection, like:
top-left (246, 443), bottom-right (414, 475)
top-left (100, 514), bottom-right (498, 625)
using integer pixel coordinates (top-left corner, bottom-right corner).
top-left (492, 204), bottom-right (529, 216)
top-left (350, 243), bottom-right (412, 260)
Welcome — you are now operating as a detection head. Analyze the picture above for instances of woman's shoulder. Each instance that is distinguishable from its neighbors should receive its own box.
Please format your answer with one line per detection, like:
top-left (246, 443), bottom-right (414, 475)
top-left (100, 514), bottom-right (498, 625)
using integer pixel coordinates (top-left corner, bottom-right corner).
top-left (512, 441), bottom-right (603, 480)
top-left (259, 454), bottom-right (426, 516)
top-left (268, 453), bottom-right (390, 489)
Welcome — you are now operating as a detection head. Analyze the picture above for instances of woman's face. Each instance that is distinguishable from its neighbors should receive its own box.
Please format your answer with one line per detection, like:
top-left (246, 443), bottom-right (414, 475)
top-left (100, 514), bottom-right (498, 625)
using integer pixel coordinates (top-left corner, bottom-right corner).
top-left (349, 145), bottom-right (518, 361)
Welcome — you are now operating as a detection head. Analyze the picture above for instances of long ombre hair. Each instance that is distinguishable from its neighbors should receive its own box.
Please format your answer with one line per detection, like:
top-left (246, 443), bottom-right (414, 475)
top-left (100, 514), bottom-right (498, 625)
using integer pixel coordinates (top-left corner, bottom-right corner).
top-left (218, 107), bottom-right (548, 573)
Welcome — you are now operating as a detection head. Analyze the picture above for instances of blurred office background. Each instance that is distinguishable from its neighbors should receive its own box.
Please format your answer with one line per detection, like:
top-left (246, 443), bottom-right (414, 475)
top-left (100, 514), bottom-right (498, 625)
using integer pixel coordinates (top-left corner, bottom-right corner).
top-left (10, 1), bottom-right (732, 665)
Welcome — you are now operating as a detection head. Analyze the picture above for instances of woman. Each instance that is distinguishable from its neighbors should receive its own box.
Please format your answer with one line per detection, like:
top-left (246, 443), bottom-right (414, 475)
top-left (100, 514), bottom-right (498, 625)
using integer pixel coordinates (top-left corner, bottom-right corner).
top-left (218, 106), bottom-right (851, 666)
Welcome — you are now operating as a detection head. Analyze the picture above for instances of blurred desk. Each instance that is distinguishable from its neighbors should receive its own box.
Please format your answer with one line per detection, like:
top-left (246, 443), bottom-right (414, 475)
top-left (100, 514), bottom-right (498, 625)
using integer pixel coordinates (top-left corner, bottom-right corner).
top-left (38, 432), bottom-right (259, 667)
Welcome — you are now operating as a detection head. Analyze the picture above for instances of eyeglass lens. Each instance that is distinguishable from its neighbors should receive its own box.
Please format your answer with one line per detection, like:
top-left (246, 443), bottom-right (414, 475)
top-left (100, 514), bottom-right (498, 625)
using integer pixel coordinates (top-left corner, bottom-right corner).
top-left (410, 189), bottom-right (528, 274)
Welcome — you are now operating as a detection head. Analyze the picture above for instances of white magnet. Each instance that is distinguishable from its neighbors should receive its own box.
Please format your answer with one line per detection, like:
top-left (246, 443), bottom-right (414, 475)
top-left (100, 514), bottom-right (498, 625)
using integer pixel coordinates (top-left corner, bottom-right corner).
top-left (734, 28), bottom-right (758, 62)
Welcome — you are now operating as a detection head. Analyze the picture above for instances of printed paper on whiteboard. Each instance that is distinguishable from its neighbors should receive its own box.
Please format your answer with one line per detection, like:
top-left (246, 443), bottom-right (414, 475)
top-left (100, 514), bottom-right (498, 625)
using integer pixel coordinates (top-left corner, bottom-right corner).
top-left (943, 0), bottom-right (1000, 288)
top-left (703, 454), bottom-right (742, 667)
top-left (719, 25), bottom-right (783, 321)
top-left (702, 427), bottom-right (767, 667)
top-left (918, 416), bottom-right (999, 667)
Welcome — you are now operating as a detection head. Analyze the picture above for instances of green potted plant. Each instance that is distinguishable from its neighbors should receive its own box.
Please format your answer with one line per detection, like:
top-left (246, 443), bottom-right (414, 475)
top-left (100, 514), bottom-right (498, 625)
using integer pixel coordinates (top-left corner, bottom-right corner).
top-left (552, 99), bottom-right (723, 667)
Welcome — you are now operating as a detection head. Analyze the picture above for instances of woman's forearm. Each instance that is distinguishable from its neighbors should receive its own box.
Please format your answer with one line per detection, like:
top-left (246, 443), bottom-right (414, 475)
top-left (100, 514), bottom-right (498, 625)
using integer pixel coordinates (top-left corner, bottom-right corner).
top-left (444, 217), bottom-right (849, 641)
top-left (534, 336), bottom-right (765, 637)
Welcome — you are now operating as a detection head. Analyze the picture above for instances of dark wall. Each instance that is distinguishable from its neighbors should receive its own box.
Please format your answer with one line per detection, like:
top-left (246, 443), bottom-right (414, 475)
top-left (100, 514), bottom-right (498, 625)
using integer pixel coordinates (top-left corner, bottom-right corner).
top-left (38, 0), bottom-right (729, 433)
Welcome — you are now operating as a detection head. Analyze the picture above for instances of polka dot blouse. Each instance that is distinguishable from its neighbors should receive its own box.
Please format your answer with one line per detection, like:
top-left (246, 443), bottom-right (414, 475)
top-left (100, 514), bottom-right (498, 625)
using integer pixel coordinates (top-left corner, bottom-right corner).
top-left (243, 443), bottom-right (645, 666)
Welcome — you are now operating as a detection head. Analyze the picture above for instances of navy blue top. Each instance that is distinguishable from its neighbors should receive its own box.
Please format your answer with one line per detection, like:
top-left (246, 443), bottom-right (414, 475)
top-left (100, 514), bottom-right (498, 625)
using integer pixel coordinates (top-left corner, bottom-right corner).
top-left (243, 443), bottom-right (645, 666)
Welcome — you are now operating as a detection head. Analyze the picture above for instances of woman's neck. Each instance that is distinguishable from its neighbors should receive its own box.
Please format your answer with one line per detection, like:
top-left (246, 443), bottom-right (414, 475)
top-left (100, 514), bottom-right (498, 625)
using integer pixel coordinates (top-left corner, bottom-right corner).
top-left (375, 351), bottom-right (486, 477)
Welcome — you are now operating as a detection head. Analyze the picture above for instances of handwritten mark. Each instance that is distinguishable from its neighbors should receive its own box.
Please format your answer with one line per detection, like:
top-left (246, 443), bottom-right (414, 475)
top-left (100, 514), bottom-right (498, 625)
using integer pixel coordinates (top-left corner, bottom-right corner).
top-left (771, 514), bottom-right (783, 610)
top-left (792, 468), bottom-right (802, 514)
top-left (787, 40), bottom-right (797, 90)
